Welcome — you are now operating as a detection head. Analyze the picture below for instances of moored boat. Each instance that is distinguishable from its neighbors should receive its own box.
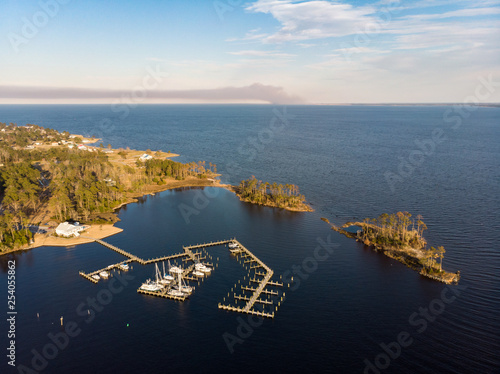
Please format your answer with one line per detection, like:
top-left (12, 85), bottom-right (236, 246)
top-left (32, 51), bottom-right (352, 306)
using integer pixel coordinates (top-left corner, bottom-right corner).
top-left (168, 289), bottom-right (185, 297)
top-left (140, 279), bottom-right (162, 292)
top-left (192, 270), bottom-right (205, 277)
top-left (99, 271), bottom-right (109, 278)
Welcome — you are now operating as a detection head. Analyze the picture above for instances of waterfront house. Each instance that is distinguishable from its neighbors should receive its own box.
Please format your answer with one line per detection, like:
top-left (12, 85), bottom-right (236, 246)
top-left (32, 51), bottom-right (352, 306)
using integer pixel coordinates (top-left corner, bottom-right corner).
top-left (55, 222), bottom-right (85, 237)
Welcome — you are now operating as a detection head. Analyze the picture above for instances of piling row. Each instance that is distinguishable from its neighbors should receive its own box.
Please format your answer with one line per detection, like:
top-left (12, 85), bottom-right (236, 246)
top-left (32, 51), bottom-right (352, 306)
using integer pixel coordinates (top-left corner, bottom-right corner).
top-left (183, 239), bottom-right (233, 251)
top-left (142, 252), bottom-right (187, 265)
top-left (218, 303), bottom-right (274, 318)
top-left (91, 238), bottom-right (141, 263)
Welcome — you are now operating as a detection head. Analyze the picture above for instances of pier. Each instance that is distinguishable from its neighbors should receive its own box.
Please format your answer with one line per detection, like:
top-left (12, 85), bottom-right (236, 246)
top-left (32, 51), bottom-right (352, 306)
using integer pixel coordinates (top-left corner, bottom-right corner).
top-left (79, 258), bottom-right (134, 283)
top-left (78, 237), bottom-right (286, 318)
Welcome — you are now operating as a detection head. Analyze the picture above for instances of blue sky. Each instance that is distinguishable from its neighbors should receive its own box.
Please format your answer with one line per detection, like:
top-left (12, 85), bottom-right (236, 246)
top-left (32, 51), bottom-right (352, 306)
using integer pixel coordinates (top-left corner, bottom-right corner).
top-left (1, 0), bottom-right (499, 103)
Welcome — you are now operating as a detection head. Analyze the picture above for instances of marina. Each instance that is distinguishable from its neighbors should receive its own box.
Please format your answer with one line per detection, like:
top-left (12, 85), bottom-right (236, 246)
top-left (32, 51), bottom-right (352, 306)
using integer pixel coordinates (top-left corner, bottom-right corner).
top-left (78, 237), bottom-right (286, 318)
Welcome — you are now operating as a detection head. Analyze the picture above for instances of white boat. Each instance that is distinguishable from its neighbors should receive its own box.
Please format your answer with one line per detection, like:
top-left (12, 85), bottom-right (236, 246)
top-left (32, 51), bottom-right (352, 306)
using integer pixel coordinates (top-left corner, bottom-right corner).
top-left (168, 289), bottom-right (185, 297)
top-left (228, 242), bottom-right (238, 249)
top-left (154, 264), bottom-right (165, 289)
top-left (119, 262), bottom-right (129, 271)
top-left (195, 263), bottom-right (212, 273)
top-left (159, 278), bottom-right (171, 285)
top-left (169, 265), bottom-right (183, 274)
top-left (230, 247), bottom-right (241, 254)
top-left (192, 270), bottom-right (205, 277)
top-left (99, 271), bottom-right (109, 279)
top-left (91, 274), bottom-right (100, 281)
top-left (140, 279), bottom-right (162, 292)
top-left (168, 260), bottom-right (183, 274)
top-left (175, 272), bottom-right (193, 295)
top-left (162, 262), bottom-right (175, 281)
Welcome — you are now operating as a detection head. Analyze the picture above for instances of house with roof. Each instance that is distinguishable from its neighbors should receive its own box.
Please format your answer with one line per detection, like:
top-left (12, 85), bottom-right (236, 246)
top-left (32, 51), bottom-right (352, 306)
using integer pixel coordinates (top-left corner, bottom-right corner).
top-left (139, 153), bottom-right (153, 161)
top-left (55, 222), bottom-right (85, 237)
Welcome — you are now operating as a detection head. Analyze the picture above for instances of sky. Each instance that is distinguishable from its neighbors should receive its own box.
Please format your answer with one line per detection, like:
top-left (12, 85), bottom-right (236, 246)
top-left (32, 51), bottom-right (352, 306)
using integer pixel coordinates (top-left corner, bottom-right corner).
top-left (1, 0), bottom-right (499, 104)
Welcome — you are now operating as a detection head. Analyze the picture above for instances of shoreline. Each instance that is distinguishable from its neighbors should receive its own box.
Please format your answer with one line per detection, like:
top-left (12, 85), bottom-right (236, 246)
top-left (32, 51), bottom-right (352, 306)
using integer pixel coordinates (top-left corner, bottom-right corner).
top-left (3, 180), bottom-right (311, 256)
top-left (324, 220), bottom-right (460, 285)
top-left (1, 126), bottom-right (312, 256)
top-left (226, 185), bottom-right (314, 212)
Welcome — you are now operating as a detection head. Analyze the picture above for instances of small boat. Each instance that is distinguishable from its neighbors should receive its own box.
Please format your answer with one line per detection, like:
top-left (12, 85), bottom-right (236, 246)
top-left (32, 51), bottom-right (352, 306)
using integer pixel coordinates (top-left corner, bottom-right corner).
top-left (168, 289), bottom-right (185, 297)
top-left (99, 271), bottom-right (109, 279)
top-left (159, 278), bottom-right (171, 285)
top-left (230, 247), bottom-right (241, 254)
top-left (175, 272), bottom-right (193, 295)
top-left (140, 279), bottom-right (162, 292)
top-left (119, 263), bottom-right (129, 271)
top-left (228, 242), bottom-right (238, 249)
top-left (169, 265), bottom-right (183, 274)
top-left (162, 262), bottom-right (174, 281)
top-left (195, 263), bottom-right (212, 273)
top-left (192, 270), bottom-right (205, 277)
top-left (91, 274), bottom-right (100, 281)
top-left (154, 264), bottom-right (165, 288)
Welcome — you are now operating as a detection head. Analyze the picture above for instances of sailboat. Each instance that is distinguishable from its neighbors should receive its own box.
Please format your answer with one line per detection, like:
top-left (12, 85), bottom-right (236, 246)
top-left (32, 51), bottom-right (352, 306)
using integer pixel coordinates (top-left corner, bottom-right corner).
top-left (175, 272), bottom-right (193, 295)
top-left (168, 288), bottom-right (185, 297)
top-left (140, 264), bottom-right (164, 291)
top-left (163, 262), bottom-right (174, 282)
top-left (168, 260), bottom-right (183, 275)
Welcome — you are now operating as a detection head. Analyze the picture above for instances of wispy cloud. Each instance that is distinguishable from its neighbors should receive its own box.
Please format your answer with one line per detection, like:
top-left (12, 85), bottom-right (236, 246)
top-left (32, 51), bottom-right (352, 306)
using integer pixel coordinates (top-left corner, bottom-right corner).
top-left (245, 0), bottom-right (378, 42)
top-left (228, 50), bottom-right (295, 57)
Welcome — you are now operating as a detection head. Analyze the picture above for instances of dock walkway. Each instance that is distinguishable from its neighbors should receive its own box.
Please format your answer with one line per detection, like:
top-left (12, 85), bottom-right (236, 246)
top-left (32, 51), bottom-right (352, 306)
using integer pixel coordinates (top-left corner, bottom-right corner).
top-left (79, 236), bottom-right (285, 318)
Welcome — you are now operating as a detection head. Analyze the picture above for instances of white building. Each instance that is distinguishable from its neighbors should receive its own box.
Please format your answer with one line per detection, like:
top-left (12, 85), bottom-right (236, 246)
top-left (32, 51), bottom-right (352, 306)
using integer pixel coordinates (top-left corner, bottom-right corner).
top-left (139, 153), bottom-right (153, 161)
top-left (55, 222), bottom-right (85, 238)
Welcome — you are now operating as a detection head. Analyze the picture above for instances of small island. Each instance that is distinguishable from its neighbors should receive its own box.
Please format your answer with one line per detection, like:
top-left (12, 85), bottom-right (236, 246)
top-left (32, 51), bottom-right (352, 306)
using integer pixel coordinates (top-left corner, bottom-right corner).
top-left (322, 212), bottom-right (460, 284)
top-left (0, 123), bottom-right (312, 254)
top-left (232, 176), bottom-right (313, 212)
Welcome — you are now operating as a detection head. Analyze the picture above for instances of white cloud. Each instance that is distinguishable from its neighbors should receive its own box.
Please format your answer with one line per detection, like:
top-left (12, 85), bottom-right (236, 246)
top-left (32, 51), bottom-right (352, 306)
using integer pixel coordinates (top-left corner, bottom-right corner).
top-left (245, 0), bottom-right (378, 42)
top-left (228, 50), bottom-right (295, 57)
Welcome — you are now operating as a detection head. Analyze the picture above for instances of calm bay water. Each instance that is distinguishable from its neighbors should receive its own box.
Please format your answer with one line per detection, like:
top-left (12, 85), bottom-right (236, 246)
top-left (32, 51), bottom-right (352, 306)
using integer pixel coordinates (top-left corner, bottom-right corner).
top-left (0, 105), bottom-right (499, 373)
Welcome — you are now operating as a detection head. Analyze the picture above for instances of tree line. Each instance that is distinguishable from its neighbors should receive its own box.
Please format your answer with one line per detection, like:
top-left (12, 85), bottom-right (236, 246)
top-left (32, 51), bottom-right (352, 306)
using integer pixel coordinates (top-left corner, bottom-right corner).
top-left (0, 124), bottom-right (216, 251)
top-left (237, 176), bottom-right (307, 209)
top-left (358, 212), bottom-right (446, 273)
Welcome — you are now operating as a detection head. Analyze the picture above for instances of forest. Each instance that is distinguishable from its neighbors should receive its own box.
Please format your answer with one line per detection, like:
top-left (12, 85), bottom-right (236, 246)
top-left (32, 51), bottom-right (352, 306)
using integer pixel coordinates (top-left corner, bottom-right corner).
top-left (0, 123), bottom-right (215, 251)
top-left (357, 212), bottom-right (447, 274)
top-left (237, 176), bottom-right (310, 210)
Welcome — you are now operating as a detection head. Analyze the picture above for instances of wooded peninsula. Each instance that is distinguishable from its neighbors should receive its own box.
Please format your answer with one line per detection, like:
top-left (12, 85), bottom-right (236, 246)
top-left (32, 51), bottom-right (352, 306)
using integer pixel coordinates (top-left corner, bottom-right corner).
top-left (322, 212), bottom-right (460, 284)
top-left (0, 123), bottom-right (312, 253)
top-left (234, 176), bottom-right (312, 212)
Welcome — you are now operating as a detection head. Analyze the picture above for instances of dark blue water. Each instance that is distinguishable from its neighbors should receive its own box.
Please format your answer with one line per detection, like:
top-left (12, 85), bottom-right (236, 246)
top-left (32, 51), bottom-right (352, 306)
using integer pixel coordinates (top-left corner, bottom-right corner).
top-left (0, 105), bottom-right (499, 373)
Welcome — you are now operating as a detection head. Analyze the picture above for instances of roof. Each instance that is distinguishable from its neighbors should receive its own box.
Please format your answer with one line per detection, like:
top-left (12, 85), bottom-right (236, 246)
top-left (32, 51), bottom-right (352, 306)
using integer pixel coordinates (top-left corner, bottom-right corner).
top-left (55, 222), bottom-right (84, 235)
